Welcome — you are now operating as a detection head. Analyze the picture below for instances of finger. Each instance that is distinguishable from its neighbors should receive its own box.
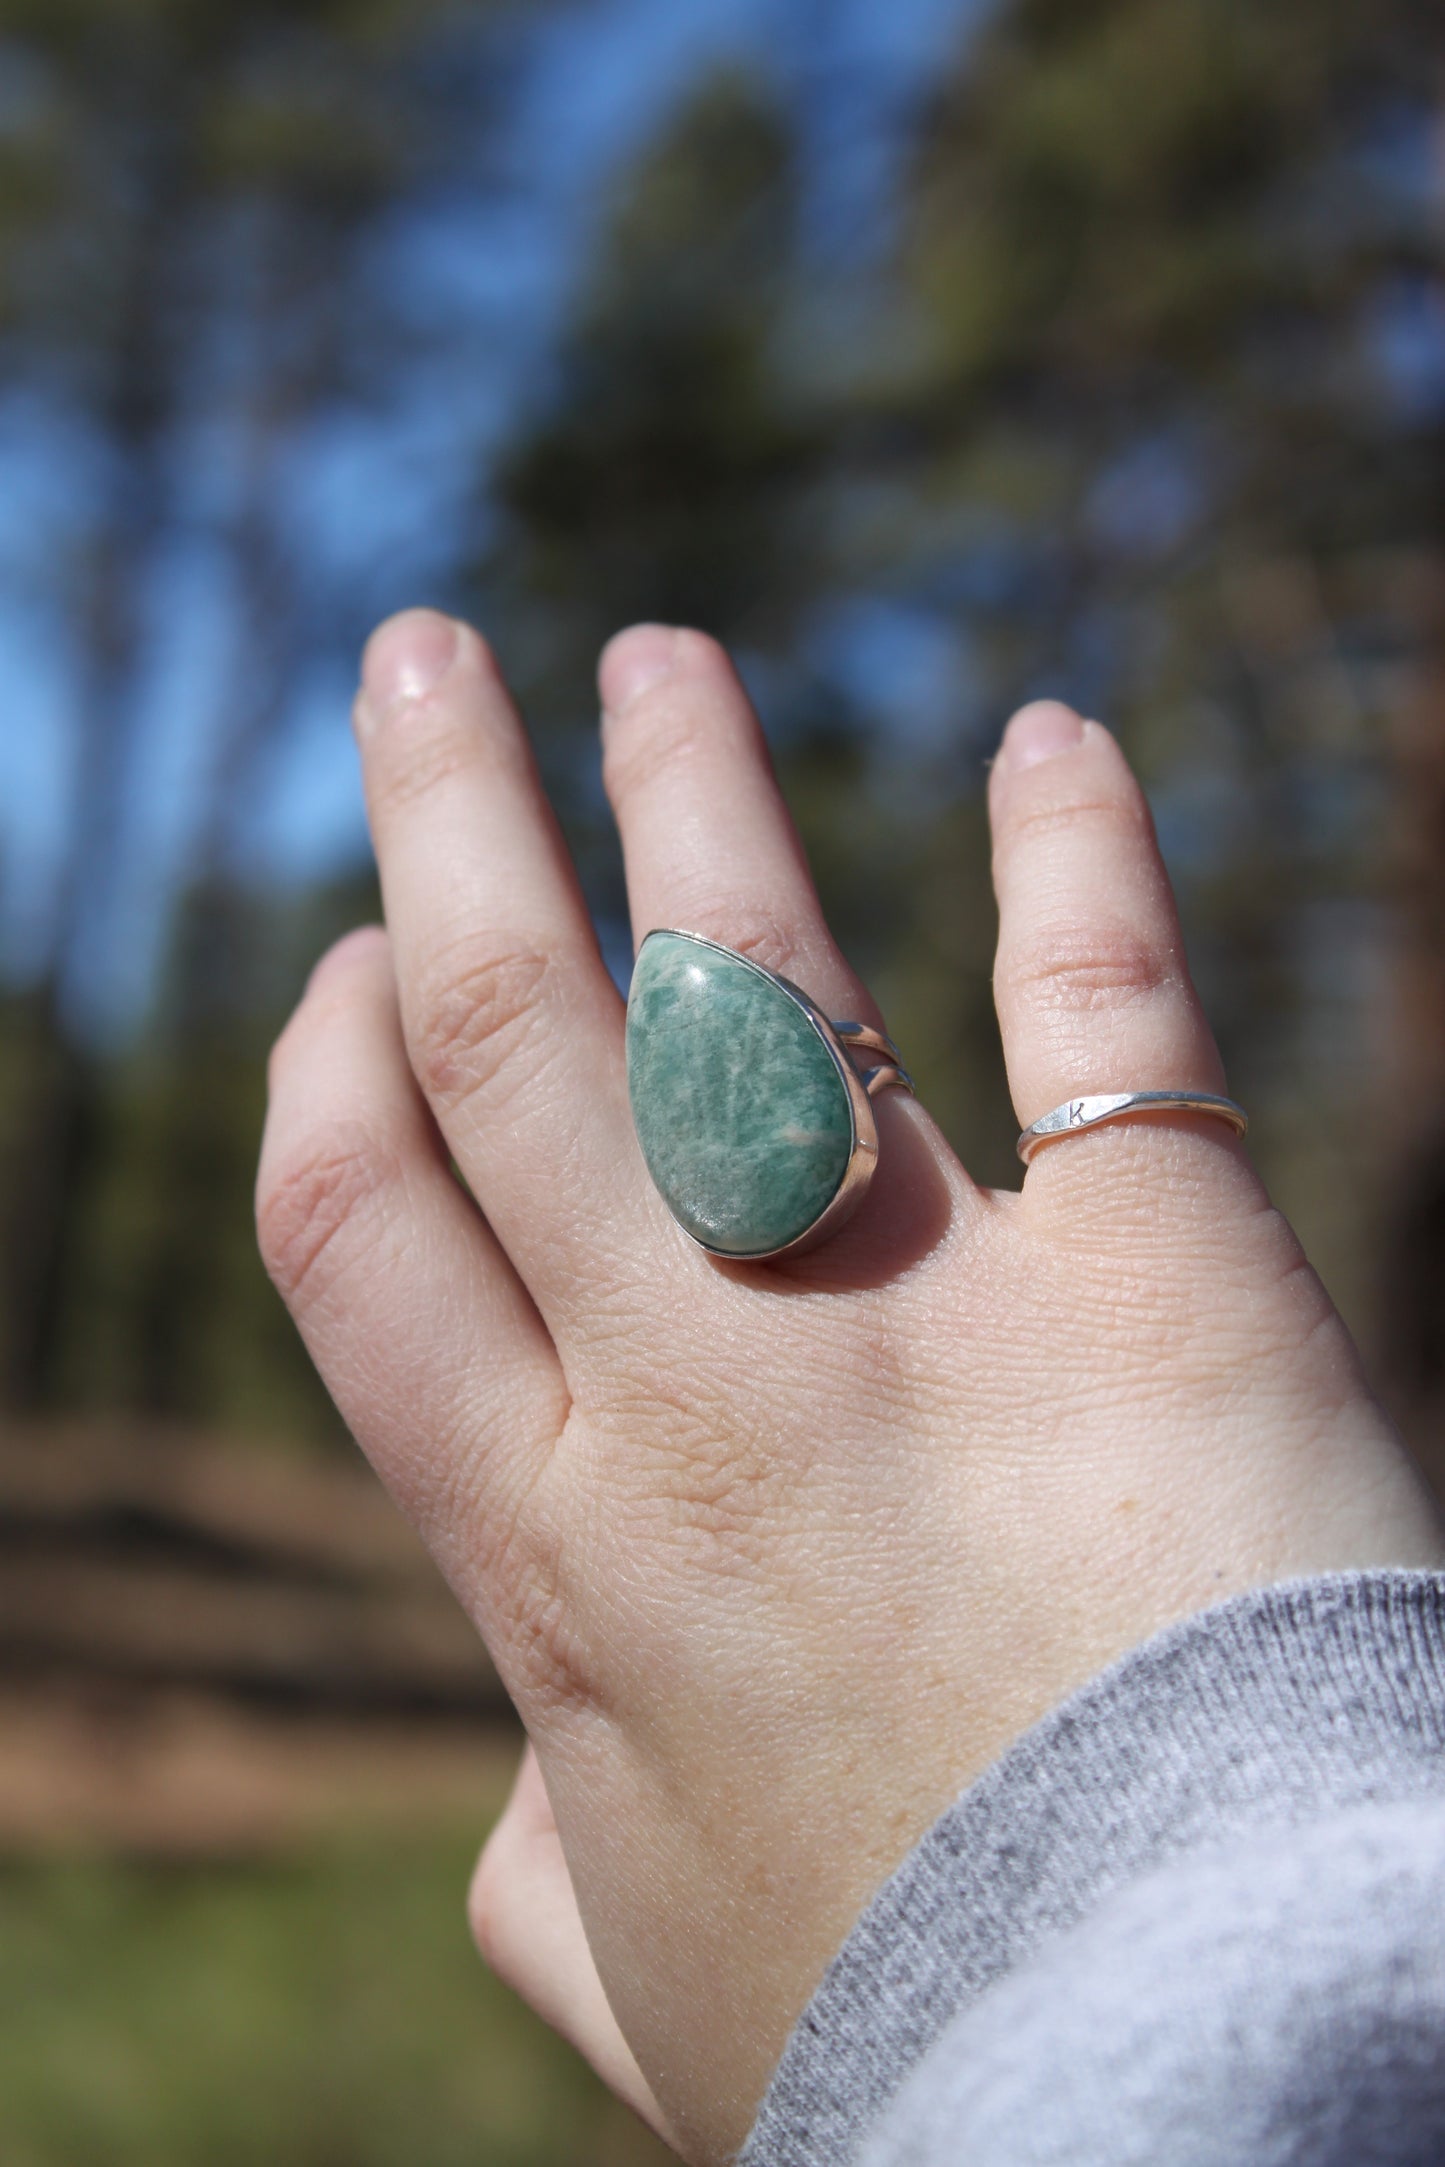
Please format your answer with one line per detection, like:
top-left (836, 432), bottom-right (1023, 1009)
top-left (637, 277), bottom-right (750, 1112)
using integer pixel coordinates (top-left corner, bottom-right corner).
top-left (470, 1745), bottom-right (676, 2148)
top-left (988, 703), bottom-right (1232, 1166)
top-left (257, 926), bottom-right (566, 1601)
top-left (354, 611), bottom-right (662, 1322)
top-left (601, 626), bottom-right (969, 1259)
top-left (600, 624), bottom-right (880, 1028)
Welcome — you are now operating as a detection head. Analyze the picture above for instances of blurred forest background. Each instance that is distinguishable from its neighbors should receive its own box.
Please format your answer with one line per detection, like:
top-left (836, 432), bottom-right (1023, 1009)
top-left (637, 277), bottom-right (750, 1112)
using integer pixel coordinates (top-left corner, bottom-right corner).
top-left (0, 0), bottom-right (1442, 2160)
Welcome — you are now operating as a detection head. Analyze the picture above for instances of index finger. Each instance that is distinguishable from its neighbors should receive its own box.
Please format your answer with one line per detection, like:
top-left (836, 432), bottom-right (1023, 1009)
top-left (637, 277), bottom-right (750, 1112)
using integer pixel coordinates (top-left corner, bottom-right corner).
top-left (354, 611), bottom-right (669, 1330)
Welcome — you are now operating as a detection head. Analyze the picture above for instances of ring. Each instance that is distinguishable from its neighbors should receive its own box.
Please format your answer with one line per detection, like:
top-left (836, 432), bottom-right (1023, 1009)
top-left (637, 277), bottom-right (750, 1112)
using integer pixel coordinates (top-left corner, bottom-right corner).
top-left (626, 929), bottom-right (914, 1259)
top-left (1016, 1090), bottom-right (1248, 1165)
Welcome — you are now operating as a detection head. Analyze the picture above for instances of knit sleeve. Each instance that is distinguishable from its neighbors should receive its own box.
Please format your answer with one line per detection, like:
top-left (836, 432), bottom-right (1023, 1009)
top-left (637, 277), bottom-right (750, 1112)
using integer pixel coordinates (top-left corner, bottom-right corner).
top-left (739, 1573), bottom-right (1445, 2167)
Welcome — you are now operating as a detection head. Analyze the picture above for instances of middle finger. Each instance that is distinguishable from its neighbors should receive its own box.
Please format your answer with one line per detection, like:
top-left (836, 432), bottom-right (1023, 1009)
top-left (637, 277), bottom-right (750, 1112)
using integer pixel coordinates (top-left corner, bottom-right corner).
top-left (600, 624), bottom-right (880, 1023)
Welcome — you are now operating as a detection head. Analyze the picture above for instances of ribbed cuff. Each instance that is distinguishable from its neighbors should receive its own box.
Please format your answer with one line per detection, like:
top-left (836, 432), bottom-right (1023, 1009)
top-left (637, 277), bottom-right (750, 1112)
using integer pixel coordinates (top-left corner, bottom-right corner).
top-left (739, 1572), bottom-right (1445, 2167)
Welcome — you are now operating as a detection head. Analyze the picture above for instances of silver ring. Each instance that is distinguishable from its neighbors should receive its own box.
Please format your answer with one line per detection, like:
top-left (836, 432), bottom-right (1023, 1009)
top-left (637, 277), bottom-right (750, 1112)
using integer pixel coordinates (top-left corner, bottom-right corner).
top-left (1017, 1090), bottom-right (1248, 1166)
top-left (627, 929), bottom-right (914, 1260)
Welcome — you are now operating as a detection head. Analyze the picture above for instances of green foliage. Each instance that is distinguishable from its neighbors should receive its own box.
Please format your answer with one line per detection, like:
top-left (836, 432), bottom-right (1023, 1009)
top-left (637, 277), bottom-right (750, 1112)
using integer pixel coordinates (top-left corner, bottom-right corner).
top-left (499, 71), bottom-right (821, 651)
top-left (0, 1828), bottom-right (670, 2167)
top-left (0, 7), bottom-right (1440, 2162)
top-left (481, 0), bottom-right (1444, 1354)
top-left (2, 0), bottom-right (1442, 1431)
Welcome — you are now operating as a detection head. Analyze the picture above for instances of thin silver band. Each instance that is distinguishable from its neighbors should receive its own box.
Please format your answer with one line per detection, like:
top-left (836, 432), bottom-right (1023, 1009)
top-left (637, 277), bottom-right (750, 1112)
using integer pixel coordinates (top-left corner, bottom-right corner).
top-left (1017, 1090), bottom-right (1248, 1165)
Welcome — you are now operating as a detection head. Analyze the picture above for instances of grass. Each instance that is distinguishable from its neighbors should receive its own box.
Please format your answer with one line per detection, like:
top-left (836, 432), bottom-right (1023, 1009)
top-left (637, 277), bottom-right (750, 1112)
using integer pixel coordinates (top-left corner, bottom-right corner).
top-left (0, 1826), bottom-right (675, 2167)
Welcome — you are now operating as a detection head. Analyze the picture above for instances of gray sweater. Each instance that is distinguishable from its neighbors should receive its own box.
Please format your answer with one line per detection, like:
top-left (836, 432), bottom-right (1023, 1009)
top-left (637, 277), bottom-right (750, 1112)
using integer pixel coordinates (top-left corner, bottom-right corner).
top-left (740, 1573), bottom-right (1445, 2166)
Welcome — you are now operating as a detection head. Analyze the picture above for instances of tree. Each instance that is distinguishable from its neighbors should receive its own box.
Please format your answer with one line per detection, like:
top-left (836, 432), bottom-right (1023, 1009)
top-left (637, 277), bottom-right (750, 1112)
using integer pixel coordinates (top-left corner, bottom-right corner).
top-left (0, 0), bottom-right (512, 1414)
top-left (491, 0), bottom-right (1445, 1444)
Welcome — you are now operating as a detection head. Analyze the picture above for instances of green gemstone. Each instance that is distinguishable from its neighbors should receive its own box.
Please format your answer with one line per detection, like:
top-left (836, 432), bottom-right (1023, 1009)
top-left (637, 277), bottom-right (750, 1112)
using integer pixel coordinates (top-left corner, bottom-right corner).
top-left (626, 931), bottom-right (856, 1257)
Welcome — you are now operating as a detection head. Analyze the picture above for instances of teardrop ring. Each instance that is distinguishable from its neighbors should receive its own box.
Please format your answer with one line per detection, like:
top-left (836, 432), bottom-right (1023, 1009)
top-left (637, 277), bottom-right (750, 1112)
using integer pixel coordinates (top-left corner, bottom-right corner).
top-left (626, 930), bottom-right (914, 1261)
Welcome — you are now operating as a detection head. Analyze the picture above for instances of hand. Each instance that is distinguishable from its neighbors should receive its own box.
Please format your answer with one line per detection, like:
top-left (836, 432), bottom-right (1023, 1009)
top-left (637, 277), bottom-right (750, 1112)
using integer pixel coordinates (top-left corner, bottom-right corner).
top-left (471, 1740), bottom-right (673, 2145)
top-left (257, 612), bottom-right (1443, 2165)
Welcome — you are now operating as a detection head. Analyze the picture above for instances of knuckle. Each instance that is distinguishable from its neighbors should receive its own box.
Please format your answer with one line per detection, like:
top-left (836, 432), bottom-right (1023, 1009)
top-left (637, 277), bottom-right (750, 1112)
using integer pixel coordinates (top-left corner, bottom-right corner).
top-left (364, 679), bottom-right (526, 826)
top-left (1004, 919), bottom-right (1177, 1012)
top-left (462, 1450), bottom-right (605, 1724)
top-left (726, 912), bottom-right (813, 986)
top-left (407, 936), bottom-right (557, 1114)
top-left (602, 653), bottom-right (756, 805)
top-left (679, 899), bottom-right (813, 989)
top-left (256, 1123), bottom-right (398, 1307)
top-left (365, 703), bottom-right (477, 821)
top-left (505, 1546), bottom-right (601, 1720)
top-left (601, 716), bottom-right (685, 807)
top-left (997, 782), bottom-right (1155, 864)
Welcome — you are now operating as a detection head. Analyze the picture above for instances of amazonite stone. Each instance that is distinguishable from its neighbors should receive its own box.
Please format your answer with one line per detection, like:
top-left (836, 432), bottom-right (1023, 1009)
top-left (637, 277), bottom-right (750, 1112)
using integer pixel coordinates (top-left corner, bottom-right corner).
top-left (627, 931), bottom-right (855, 1256)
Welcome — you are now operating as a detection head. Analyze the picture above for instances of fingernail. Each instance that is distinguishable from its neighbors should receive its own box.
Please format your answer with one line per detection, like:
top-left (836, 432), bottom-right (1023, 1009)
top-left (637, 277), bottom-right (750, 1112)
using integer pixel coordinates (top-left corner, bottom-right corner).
top-left (1000, 701), bottom-right (1085, 770)
top-left (360, 610), bottom-right (459, 716)
top-left (601, 625), bottom-right (678, 714)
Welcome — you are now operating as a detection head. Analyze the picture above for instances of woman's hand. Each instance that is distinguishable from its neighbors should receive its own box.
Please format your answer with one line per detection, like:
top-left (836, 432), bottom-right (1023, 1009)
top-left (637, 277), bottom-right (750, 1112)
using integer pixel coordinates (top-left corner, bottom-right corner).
top-left (257, 611), bottom-right (1443, 2165)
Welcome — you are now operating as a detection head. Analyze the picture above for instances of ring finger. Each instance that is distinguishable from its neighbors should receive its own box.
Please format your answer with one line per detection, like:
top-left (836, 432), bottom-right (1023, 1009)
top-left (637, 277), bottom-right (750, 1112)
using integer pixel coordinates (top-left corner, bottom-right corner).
top-left (988, 701), bottom-right (1242, 1195)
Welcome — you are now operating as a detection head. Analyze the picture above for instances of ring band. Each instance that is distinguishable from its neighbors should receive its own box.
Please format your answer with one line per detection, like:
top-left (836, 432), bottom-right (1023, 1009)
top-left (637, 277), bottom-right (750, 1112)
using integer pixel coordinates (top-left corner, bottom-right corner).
top-left (627, 930), bottom-right (913, 1260)
top-left (1016, 1090), bottom-right (1248, 1166)
top-left (831, 1021), bottom-right (915, 1102)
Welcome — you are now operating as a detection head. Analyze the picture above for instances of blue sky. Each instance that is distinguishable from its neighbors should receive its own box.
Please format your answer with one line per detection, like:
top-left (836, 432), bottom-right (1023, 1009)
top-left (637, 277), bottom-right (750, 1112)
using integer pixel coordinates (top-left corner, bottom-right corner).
top-left (3, 0), bottom-right (1440, 1043)
top-left (0, 0), bottom-right (986, 1036)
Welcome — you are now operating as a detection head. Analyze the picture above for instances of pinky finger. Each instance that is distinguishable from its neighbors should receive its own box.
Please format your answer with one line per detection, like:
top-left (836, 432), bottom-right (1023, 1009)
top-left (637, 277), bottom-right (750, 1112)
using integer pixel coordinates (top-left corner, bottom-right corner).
top-left (470, 1745), bottom-right (678, 2151)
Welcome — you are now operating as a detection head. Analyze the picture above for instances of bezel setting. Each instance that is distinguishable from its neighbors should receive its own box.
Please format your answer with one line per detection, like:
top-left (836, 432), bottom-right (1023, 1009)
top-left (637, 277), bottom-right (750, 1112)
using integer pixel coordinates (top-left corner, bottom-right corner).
top-left (629, 929), bottom-right (883, 1262)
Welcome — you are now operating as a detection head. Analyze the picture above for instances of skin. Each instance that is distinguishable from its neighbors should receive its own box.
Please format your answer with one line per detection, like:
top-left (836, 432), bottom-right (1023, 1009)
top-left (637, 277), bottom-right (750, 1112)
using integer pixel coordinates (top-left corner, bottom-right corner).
top-left (256, 611), bottom-right (1445, 2163)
